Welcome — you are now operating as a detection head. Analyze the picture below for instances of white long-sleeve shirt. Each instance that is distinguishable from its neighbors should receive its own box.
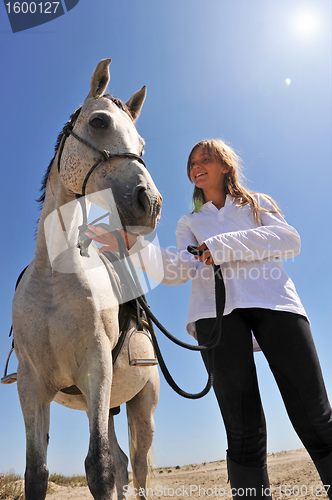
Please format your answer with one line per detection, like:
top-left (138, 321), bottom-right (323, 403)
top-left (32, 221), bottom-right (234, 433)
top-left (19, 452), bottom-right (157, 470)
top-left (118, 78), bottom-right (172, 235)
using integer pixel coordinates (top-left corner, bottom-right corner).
top-left (129, 194), bottom-right (307, 338)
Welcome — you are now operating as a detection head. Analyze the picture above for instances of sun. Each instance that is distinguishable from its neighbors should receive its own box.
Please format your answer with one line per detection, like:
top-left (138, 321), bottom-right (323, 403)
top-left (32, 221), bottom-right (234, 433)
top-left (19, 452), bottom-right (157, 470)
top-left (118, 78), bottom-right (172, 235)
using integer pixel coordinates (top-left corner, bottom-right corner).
top-left (292, 10), bottom-right (320, 38)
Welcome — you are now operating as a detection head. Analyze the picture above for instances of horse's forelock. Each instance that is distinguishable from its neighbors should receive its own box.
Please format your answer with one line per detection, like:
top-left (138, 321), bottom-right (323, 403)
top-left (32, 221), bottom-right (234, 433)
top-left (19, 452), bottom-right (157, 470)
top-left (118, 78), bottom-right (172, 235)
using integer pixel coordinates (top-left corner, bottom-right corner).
top-left (103, 94), bottom-right (135, 121)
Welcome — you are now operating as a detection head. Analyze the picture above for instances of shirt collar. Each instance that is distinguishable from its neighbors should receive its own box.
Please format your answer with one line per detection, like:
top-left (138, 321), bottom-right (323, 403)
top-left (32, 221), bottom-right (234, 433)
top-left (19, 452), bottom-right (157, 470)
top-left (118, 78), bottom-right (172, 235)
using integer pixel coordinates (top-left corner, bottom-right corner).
top-left (201, 194), bottom-right (234, 212)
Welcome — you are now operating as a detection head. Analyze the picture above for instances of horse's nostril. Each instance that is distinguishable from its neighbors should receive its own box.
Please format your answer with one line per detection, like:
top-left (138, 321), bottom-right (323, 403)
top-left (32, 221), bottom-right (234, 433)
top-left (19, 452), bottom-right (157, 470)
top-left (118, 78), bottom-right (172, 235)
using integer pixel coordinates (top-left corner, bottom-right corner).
top-left (133, 185), bottom-right (150, 213)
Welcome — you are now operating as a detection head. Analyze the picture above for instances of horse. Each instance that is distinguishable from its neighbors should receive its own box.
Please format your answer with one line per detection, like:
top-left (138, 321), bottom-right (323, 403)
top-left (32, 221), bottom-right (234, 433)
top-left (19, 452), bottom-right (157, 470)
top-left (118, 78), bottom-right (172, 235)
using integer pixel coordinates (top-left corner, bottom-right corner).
top-left (12, 58), bottom-right (162, 500)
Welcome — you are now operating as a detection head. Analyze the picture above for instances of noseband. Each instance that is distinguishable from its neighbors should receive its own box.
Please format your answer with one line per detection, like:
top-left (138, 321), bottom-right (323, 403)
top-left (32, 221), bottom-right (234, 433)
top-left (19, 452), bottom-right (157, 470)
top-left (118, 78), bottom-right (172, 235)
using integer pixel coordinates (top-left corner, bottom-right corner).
top-left (56, 108), bottom-right (147, 256)
top-left (57, 110), bottom-right (146, 198)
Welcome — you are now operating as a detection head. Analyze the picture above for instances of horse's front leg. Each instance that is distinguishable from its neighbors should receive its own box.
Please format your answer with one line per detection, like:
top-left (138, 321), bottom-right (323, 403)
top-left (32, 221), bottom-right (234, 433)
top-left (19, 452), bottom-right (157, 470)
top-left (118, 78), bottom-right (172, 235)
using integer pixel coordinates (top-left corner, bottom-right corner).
top-left (82, 346), bottom-right (115, 500)
top-left (17, 363), bottom-right (51, 500)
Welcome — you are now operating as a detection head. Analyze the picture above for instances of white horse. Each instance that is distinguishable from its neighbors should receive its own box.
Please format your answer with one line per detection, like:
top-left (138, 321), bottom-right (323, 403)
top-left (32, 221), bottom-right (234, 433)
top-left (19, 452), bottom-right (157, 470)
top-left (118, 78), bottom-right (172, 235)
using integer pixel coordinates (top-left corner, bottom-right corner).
top-left (12, 59), bottom-right (161, 500)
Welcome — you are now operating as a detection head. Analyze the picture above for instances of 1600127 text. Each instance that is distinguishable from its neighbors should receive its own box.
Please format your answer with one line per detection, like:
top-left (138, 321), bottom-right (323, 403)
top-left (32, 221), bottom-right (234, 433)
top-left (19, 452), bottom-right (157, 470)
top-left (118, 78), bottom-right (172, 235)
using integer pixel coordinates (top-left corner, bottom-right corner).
top-left (5, 2), bottom-right (60, 14)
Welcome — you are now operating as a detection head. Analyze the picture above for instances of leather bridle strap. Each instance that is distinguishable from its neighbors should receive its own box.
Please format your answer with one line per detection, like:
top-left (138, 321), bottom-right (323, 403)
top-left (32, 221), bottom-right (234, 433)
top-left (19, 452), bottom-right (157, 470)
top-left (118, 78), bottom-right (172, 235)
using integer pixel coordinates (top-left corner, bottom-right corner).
top-left (58, 127), bottom-right (146, 199)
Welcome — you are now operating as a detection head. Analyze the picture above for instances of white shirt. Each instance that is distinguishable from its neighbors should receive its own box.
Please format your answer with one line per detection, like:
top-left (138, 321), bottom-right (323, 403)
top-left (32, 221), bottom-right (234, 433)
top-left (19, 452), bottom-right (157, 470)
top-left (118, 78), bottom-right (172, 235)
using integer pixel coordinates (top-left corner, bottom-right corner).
top-left (129, 194), bottom-right (307, 338)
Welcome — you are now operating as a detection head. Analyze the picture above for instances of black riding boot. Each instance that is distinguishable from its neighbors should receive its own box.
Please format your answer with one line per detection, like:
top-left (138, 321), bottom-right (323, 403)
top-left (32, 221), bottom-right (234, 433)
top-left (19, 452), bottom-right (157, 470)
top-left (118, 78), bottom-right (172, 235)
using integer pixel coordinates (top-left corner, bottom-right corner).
top-left (315, 452), bottom-right (332, 499)
top-left (227, 455), bottom-right (272, 500)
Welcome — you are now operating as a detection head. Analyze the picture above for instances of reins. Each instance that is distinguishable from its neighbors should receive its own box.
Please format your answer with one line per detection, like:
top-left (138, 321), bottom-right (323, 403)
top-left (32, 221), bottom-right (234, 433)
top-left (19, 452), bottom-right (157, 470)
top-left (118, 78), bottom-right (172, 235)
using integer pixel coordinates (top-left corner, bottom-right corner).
top-left (57, 115), bottom-right (226, 399)
top-left (104, 230), bottom-right (226, 399)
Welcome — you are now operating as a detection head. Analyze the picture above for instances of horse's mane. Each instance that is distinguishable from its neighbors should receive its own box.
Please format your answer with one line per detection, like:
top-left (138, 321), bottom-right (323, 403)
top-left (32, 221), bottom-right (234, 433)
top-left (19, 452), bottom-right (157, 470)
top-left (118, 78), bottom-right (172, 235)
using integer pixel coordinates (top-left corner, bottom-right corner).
top-left (37, 95), bottom-right (133, 207)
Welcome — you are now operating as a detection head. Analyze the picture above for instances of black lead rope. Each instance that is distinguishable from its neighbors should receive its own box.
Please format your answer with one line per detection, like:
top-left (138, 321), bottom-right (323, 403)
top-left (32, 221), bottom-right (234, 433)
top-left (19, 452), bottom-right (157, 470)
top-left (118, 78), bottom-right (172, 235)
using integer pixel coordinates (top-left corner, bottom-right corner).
top-left (108, 230), bottom-right (226, 399)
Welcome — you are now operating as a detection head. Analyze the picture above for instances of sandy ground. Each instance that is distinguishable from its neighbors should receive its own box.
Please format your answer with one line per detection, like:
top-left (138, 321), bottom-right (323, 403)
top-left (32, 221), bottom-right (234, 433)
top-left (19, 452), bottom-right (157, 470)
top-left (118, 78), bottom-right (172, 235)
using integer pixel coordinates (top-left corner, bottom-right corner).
top-left (43, 448), bottom-right (327, 499)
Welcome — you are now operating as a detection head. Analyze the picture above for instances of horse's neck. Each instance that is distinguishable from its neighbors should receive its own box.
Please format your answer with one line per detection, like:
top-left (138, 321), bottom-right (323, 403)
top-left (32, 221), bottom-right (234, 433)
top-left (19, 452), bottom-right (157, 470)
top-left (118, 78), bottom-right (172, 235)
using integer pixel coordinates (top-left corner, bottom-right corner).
top-left (32, 162), bottom-right (119, 314)
top-left (34, 161), bottom-right (84, 274)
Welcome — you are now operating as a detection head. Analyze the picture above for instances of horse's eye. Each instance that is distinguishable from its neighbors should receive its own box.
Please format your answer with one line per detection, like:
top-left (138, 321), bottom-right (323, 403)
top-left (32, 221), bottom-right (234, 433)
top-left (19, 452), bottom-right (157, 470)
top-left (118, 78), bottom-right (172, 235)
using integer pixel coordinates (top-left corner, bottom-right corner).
top-left (90, 117), bottom-right (105, 128)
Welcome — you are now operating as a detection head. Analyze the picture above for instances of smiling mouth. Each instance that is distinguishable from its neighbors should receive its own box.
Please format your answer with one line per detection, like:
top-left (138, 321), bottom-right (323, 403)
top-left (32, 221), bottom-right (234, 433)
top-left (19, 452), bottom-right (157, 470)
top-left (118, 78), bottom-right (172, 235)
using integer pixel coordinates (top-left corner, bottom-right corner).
top-left (195, 172), bottom-right (206, 179)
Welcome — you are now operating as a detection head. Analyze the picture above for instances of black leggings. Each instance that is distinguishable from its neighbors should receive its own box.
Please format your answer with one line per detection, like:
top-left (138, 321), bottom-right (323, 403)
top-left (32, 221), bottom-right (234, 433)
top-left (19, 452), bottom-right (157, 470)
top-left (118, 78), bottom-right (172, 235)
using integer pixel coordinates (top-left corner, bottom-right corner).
top-left (196, 308), bottom-right (332, 467)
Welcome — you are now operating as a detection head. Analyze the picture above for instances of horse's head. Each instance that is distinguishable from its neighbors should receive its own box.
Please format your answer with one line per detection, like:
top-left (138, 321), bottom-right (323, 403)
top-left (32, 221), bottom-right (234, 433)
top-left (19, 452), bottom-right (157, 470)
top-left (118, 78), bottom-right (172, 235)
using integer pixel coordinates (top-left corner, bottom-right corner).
top-left (58, 59), bottom-right (161, 235)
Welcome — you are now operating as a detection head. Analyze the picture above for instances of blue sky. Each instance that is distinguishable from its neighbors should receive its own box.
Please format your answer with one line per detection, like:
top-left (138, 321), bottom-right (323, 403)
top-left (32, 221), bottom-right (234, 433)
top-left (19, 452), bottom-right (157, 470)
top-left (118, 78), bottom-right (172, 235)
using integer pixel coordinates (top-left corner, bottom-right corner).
top-left (0, 0), bottom-right (331, 477)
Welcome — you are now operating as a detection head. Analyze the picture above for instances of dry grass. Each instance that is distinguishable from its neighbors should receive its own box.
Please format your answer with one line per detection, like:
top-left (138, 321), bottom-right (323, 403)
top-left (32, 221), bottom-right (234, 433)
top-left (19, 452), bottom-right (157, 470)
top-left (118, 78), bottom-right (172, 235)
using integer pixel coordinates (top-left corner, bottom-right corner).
top-left (48, 473), bottom-right (87, 487)
top-left (0, 472), bottom-right (87, 499)
top-left (0, 472), bottom-right (24, 500)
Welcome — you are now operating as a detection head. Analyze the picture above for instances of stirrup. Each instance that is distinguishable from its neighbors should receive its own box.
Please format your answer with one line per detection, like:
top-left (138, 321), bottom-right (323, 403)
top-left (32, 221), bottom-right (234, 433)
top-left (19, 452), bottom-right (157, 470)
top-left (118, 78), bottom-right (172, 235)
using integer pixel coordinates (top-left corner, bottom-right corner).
top-left (128, 328), bottom-right (158, 367)
top-left (1, 348), bottom-right (17, 385)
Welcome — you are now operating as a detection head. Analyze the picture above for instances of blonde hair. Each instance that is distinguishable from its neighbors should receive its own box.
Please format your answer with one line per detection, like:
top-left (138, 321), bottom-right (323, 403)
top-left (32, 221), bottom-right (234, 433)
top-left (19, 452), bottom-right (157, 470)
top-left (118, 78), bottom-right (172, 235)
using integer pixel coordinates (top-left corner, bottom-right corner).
top-left (187, 139), bottom-right (282, 223)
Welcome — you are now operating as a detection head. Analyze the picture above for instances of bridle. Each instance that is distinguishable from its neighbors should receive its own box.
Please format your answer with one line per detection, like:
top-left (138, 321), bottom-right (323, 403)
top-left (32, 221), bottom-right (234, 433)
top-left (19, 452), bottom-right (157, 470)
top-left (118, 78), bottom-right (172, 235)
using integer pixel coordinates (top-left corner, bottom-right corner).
top-left (56, 108), bottom-right (146, 256)
top-left (58, 128), bottom-right (146, 197)
top-left (57, 108), bottom-right (146, 197)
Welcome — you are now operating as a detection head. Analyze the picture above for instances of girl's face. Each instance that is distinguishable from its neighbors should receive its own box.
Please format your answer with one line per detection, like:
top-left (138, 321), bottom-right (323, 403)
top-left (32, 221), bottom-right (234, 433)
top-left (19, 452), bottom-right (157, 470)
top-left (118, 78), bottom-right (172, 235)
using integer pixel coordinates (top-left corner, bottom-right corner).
top-left (189, 146), bottom-right (229, 193)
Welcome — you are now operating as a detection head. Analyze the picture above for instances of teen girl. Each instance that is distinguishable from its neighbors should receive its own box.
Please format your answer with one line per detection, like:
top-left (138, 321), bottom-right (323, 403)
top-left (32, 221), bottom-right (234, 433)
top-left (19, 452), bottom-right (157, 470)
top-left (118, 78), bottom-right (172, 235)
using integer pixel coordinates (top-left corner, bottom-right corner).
top-left (87, 139), bottom-right (332, 499)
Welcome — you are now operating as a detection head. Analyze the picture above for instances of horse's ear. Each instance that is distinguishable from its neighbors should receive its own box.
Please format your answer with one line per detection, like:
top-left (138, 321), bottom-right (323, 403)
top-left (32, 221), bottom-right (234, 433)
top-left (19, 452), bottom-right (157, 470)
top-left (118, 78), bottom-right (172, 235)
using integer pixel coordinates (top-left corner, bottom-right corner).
top-left (126, 86), bottom-right (146, 120)
top-left (90, 58), bottom-right (112, 97)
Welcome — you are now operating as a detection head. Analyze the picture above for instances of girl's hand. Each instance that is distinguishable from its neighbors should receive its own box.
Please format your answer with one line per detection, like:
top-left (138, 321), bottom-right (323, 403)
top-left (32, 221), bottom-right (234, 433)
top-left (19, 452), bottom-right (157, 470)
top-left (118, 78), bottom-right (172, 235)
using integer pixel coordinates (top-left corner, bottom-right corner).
top-left (85, 225), bottom-right (138, 253)
top-left (196, 242), bottom-right (214, 266)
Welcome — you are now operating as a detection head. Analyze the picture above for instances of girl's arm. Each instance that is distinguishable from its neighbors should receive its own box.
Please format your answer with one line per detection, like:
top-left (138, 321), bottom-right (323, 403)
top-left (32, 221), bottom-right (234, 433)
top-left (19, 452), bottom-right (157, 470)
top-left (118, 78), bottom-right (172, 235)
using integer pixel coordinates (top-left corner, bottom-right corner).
top-left (128, 217), bottom-right (199, 286)
top-left (203, 196), bottom-right (301, 266)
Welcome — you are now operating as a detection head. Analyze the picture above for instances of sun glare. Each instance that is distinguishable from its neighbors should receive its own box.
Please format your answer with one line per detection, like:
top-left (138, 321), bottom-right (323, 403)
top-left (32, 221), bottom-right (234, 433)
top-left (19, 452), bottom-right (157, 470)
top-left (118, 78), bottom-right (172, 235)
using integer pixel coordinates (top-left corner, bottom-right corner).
top-left (292, 11), bottom-right (320, 38)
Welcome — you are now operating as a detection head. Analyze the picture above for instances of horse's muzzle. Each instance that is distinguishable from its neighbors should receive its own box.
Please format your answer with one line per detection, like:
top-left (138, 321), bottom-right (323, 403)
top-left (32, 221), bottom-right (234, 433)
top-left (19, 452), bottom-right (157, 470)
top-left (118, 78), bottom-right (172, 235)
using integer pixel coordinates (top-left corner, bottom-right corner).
top-left (132, 184), bottom-right (162, 219)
